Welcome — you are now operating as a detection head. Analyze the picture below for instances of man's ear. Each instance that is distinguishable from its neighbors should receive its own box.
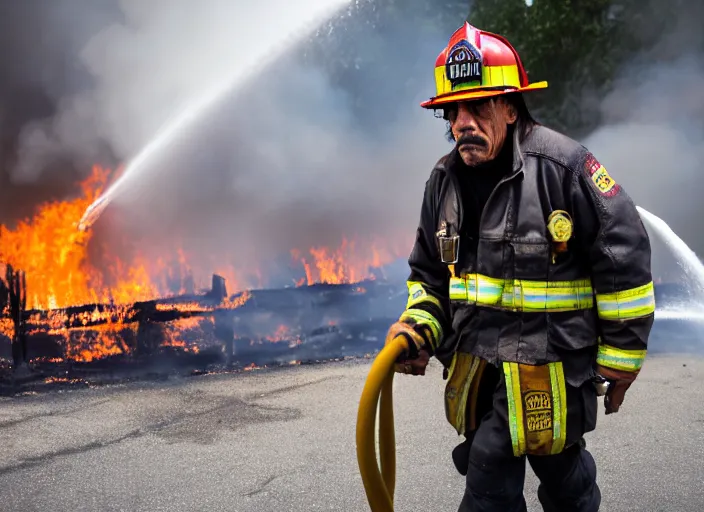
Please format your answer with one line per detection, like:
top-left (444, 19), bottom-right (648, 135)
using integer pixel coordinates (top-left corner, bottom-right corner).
top-left (505, 101), bottom-right (518, 124)
top-left (445, 122), bottom-right (456, 143)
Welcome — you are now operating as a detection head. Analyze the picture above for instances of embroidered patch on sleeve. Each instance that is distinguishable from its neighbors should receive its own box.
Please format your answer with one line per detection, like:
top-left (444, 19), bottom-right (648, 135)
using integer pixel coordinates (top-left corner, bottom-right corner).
top-left (585, 153), bottom-right (620, 197)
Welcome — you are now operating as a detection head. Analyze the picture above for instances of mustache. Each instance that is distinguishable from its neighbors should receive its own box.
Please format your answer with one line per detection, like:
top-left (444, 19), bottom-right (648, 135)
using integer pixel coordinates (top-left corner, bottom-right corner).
top-left (457, 134), bottom-right (487, 148)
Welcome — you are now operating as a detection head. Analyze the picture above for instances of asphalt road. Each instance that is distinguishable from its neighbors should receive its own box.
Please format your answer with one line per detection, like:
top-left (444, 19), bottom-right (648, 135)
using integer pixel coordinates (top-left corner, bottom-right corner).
top-left (0, 354), bottom-right (703, 512)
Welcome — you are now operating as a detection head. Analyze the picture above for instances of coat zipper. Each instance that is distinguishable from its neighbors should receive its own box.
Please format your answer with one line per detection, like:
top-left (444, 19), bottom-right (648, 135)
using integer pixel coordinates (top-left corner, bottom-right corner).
top-left (446, 170), bottom-right (464, 237)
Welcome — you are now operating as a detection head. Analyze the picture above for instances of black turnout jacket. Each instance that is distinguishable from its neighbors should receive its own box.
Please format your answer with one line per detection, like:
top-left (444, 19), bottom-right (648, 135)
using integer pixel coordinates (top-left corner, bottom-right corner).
top-left (402, 125), bottom-right (655, 387)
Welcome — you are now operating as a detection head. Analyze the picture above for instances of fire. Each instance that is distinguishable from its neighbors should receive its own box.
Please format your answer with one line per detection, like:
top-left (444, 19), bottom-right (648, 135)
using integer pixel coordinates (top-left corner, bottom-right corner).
top-left (0, 164), bottom-right (409, 365)
top-left (161, 318), bottom-right (203, 354)
top-left (266, 324), bottom-right (302, 347)
top-left (0, 166), bottom-right (406, 311)
top-left (0, 318), bottom-right (13, 338)
top-left (66, 326), bottom-right (131, 362)
top-left (269, 324), bottom-right (291, 342)
top-left (0, 166), bottom-right (157, 309)
top-left (44, 376), bottom-right (87, 385)
top-left (291, 238), bottom-right (402, 287)
top-left (222, 291), bottom-right (252, 309)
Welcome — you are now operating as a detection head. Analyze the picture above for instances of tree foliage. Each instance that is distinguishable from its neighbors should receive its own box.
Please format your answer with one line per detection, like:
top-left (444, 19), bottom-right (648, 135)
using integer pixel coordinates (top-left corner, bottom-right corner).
top-left (469, 0), bottom-right (617, 135)
top-left (469, 0), bottom-right (704, 135)
top-left (296, 0), bottom-right (702, 136)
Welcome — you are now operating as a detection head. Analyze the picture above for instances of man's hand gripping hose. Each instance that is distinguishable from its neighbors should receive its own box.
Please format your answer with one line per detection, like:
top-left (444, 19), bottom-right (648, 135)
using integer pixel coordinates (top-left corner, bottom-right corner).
top-left (596, 365), bottom-right (638, 414)
top-left (355, 323), bottom-right (430, 511)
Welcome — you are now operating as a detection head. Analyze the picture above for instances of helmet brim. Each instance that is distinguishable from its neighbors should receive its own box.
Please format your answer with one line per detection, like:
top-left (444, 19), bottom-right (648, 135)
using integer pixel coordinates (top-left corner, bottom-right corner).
top-left (420, 81), bottom-right (548, 109)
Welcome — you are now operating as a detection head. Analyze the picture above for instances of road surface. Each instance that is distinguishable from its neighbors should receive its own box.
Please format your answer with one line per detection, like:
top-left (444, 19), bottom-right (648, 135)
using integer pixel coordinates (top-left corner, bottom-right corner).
top-left (0, 354), bottom-right (703, 511)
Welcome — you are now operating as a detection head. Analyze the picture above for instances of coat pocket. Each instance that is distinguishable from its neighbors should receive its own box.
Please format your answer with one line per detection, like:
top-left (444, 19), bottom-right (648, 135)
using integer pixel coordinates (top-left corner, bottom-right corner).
top-left (510, 241), bottom-right (551, 280)
top-left (502, 361), bottom-right (568, 456)
top-left (547, 309), bottom-right (599, 351)
top-left (444, 351), bottom-right (486, 436)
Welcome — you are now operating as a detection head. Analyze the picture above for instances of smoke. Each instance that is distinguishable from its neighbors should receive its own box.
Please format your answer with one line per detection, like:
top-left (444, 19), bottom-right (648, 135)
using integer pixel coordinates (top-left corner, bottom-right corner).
top-left (3, 0), bottom-right (456, 288)
top-left (0, 0), bottom-right (121, 222)
top-left (580, 4), bottom-right (704, 284)
top-left (17, 0), bottom-right (703, 294)
top-left (8, 0), bottom-right (350, 179)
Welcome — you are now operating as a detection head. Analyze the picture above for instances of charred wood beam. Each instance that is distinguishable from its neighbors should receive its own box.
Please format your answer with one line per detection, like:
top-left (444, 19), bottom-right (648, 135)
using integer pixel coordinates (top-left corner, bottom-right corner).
top-left (7, 277), bottom-right (404, 335)
top-left (0, 272), bottom-right (8, 313)
top-left (19, 273), bottom-right (234, 330)
top-left (22, 293), bottom-right (225, 319)
top-left (135, 301), bottom-right (161, 356)
top-left (213, 310), bottom-right (235, 366)
top-left (6, 265), bottom-right (27, 368)
top-left (206, 274), bottom-right (227, 302)
top-left (24, 302), bottom-right (220, 330)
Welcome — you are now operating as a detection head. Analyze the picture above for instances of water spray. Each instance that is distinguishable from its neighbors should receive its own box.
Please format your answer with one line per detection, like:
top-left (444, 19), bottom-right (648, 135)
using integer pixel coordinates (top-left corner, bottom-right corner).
top-left (636, 206), bottom-right (704, 297)
top-left (636, 205), bottom-right (704, 327)
top-left (77, 0), bottom-right (352, 233)
top-left (77, 74), bottom-right (240, 231)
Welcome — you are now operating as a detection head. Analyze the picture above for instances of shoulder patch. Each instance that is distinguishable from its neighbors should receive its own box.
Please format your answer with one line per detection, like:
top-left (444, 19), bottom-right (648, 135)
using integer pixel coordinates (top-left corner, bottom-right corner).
top-left (585, 153), bottom-right (620, 197)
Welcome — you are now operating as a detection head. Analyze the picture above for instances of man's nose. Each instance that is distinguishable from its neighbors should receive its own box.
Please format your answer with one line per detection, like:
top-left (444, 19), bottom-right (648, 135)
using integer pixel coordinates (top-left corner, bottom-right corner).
top-left (454, 103), bottom-right (479, 131)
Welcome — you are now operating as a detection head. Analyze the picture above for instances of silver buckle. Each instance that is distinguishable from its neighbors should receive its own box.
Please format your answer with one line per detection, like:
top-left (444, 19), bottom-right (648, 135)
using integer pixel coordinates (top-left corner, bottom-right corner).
top-left (438, 235), bottom-right (460, 264)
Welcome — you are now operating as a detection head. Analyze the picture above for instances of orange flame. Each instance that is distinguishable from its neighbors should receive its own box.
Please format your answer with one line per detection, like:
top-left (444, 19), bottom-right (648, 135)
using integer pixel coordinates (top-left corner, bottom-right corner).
top-left (0, 166), bottom-right (156, 309)
top-left (0, 165), bottom-right (410, 363)
top-left (1, 166), bottom-right (406, 310)
top-left (64, 323), bottom-right (132, 362)
top-left (290, 236), bottom-right (404, 287)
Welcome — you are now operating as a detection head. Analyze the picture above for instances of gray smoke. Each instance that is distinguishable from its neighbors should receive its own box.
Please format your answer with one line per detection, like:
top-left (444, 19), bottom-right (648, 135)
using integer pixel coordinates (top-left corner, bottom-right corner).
top-left (10, 0), bottom-right (356, 179)
top-left (14, 0), bottom-right (702, 294)
top-left (581, 55), bottom-right (704, 284)
top-left (7, 0), bottom-right (454, 288)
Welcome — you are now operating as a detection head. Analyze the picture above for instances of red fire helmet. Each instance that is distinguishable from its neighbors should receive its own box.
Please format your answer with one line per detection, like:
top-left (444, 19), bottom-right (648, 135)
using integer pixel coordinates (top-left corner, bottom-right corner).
top-left (420, 22), bottom-right (548, 109)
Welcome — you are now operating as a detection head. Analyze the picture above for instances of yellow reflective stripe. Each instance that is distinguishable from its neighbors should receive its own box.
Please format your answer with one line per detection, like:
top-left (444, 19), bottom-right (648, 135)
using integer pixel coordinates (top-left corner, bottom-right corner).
top-left (503, 362), bottom-right (526, 458)
top-left (597, 344), bottom-right (646, 372)
top-left (504, 362), bottom-right (567, 457)
top-left (466, 274), bottom-right (505, 306)
top-left (434, 64), bottom-right (521, 96)
top-left (399, 309), bottom-right (442, 348)
top-left (457, 356), bottom-right (482, 436)
top-left (502, 279), bottom-right (594, 311)
top-left (486, 65), bottom-right (520, 88)
top-left (449, 277), bottom-right (468, 301)
top-left (406, 281), bottom-right (442, 311)
top-left (596, 282), bottom-right (655, 320)
top-left (548, 362), bottom-right (567, 455)
top-left (450, 275), bottom-right (594, 312)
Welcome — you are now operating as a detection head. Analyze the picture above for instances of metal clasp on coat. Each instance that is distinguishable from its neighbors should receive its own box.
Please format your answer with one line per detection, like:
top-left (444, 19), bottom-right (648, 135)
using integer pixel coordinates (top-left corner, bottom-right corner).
top-left (437, 233), bottom-right (460, 264)
top-left (436, 221), bottom-right (460, 264)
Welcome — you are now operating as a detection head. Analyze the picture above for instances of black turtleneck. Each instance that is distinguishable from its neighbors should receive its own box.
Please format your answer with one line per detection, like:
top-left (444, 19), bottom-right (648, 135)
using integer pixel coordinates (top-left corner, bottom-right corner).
top-left (453, 128), bottom-right (514, 238)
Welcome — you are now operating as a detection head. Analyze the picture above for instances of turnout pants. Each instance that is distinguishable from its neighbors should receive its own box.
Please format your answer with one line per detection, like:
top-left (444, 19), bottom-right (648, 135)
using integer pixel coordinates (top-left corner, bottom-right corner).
top-left (448, 361), bottom-right (601, 512)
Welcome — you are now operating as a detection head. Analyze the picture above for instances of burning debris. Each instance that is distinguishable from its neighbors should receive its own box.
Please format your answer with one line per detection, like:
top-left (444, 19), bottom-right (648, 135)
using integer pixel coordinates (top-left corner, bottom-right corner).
top-left (0, 265), bottom-right (27, 368)
top-left (0, 269), bottom-right (406, 386)
top-left (2, 164), bottom-right (701, 393)
top-left (0, 166), bottom-right (409, 386)
top-left (0, 166), bottom-right (409, 309)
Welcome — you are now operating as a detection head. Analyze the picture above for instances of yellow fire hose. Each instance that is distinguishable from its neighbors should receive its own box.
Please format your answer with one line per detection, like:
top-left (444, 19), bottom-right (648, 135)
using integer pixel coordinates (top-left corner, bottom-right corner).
top-left (356, 335), bottom-right (409, 511)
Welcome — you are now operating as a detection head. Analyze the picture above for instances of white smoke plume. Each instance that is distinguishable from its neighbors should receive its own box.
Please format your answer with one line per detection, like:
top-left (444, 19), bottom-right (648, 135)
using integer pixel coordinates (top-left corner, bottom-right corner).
top-left (11, 0), bottom-right (356, 179)
top-left (16, 0), bottom-right (701, 291)
top-left (581, 55), bottom-right (704, 283)
top-left (9, 0), bottom-right (453, 288)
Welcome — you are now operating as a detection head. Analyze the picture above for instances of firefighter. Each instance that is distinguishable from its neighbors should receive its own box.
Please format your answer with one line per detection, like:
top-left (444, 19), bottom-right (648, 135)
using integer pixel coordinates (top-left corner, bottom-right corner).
top-left (385, 22), bottom-right (655, 512)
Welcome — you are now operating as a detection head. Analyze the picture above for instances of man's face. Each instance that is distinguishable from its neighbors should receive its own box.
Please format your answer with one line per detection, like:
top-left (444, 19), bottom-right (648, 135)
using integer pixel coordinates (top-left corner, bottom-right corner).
top-left (447, 97), bottom-right (517, 167)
